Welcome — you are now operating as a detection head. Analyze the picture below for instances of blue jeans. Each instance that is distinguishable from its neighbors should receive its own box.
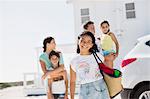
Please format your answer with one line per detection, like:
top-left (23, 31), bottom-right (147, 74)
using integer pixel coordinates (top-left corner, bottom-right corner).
top-left (79, 79), bottom-right (110, 99)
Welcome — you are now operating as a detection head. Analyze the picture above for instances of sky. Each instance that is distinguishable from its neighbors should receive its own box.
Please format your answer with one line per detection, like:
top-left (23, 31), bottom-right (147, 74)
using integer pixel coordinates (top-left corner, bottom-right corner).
top-left (0, 0), bottom-right (75, 82)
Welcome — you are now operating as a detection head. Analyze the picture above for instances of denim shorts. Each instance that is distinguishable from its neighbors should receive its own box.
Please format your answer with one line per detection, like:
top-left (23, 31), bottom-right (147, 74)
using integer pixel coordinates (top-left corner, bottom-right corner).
top-left (79, 79), bottom-right (110, 99)
top-left (102, 50), bottom-right (116, 56)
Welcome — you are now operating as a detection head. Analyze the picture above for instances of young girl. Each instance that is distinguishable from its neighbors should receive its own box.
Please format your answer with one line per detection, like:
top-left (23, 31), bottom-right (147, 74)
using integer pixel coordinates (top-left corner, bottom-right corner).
top-left (100, 21), bottom-right (119, 68)
top-left (70, 31), bottom-right (110, 99)
top-left (39, 37), bottom-right (68, 99)
top-left (42, 50), bottom-right (68, 99)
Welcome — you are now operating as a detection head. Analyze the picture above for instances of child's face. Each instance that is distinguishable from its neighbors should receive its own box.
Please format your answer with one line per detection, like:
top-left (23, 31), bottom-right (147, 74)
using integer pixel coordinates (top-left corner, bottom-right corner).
top-left (79, 35), bottom-right (93, 53)
top-left (100, 23), bottom-right (110, 34)
top-left (50, 55), bottom-right (59, 66)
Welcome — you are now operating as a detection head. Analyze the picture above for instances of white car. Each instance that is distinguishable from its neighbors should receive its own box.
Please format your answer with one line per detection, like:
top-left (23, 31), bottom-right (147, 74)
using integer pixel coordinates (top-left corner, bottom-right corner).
top-left (121, 35), bottom-right (150, 99)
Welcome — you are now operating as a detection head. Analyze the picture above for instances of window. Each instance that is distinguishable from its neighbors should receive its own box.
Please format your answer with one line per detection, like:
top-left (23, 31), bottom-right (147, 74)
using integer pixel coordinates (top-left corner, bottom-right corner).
top-left (80, 8), bottom-right (90, 24)
top-left (125, 3), bottom-right (136, 19)
top-left (145, 40), bottom-right (150, 47)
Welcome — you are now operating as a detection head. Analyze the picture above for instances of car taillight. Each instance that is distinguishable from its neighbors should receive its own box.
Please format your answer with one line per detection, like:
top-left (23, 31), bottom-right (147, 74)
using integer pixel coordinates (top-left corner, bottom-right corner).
top-left (122, 58), bottom-right (137, 67)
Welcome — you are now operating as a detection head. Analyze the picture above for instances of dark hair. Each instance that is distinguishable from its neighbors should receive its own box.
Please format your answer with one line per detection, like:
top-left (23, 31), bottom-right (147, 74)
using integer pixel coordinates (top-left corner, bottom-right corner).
top-left (43, 37), bottom-right (54, 52)
top-left (77, 31), bottom-right (99, 53)
top-left (83, 21), bottom-right (94, 30)
top-left (100, 20), bottom-right (110, 27)
top-left (49, 50), bottom-right (60, 59)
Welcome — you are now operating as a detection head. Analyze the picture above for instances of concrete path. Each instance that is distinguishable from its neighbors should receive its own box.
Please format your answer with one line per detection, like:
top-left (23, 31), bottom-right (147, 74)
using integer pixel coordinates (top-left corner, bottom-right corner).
top-left (0, 86), bottom-right (121, 99)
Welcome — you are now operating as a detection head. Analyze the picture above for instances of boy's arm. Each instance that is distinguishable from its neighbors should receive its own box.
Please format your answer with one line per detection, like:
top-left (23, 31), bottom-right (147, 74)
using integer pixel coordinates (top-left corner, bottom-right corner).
top-left (109, 32), bottom-right (119, 57)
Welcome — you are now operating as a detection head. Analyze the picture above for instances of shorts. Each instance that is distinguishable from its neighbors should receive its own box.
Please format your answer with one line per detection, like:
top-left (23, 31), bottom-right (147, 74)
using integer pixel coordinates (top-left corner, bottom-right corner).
top-left (102, 50), bottom-right (116, 56)
top-left (79, 79), bottom-right (110, 99)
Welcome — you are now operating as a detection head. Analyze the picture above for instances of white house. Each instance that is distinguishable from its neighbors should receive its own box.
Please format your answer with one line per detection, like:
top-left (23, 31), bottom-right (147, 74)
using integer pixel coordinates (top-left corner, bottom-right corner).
top-left (67, 0), bottom-right (150, 67)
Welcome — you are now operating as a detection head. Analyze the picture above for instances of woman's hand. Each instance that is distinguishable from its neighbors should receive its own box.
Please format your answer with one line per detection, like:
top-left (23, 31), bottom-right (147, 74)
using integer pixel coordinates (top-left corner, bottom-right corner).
top-left (42, 74), bottom-right (47, 80)
top-left (42, 72), bottom-right (51, 80)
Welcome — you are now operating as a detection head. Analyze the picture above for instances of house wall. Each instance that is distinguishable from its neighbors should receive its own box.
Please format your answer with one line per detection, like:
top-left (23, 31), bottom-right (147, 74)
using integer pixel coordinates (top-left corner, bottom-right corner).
top-left (148, 0), bottom-right (150, 33)
top-left (72, 0), bottom-right (149, 67)
top-left (73, 1), bottom-right (116, 37)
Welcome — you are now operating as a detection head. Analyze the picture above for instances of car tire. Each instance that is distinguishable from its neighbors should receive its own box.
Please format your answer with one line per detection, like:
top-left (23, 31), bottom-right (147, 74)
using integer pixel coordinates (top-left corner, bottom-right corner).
top-left (130, 83), bottom-right (150, 99)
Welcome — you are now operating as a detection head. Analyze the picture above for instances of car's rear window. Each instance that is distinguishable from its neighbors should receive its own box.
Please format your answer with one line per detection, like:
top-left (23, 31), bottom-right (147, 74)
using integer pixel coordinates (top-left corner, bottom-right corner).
top-left (145, 40), bottom-right (150, 47)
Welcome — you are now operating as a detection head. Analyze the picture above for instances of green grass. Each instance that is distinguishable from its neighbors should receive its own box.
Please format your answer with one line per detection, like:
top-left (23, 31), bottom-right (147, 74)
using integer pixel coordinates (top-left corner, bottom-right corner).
top-left (0, 83), bottom-right (11, 89)
top-left (0, 81), bottom-right (33, 89)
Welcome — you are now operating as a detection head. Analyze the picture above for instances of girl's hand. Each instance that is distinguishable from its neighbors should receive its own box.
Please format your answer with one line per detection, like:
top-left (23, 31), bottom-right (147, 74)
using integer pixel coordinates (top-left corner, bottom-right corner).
top-left (64, 94), bottom-right (68, 99)
top-left (114, 53), bottom-right (118, 58)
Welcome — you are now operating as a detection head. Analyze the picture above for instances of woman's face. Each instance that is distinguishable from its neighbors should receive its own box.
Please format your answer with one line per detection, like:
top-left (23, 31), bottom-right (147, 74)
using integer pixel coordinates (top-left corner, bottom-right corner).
top-left (101, 23), bottom-right (110, 34)
top-left (50, 55), bottom-right (59, 66)
top-left (79, 35), bottom-right (93, 53)
top-left (47, 39), bottom-right (56, 51)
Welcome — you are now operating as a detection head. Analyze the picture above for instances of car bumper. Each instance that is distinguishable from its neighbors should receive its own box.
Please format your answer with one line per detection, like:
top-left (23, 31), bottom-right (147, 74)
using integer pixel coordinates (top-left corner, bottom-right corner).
top-left (121, 88), bottom-right (132, 99)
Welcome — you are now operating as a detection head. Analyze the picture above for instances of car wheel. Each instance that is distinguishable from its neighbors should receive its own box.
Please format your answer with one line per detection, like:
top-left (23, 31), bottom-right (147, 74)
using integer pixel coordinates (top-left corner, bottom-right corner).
top-left (130, 84), bottom-right (150, 99)
top-left (139, 91), bottom-right (150, 99)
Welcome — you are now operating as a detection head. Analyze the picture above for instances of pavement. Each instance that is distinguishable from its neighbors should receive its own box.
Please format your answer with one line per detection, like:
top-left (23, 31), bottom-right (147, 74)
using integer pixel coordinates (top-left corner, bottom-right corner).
top-left (0, 86), bottom-right (121, 99)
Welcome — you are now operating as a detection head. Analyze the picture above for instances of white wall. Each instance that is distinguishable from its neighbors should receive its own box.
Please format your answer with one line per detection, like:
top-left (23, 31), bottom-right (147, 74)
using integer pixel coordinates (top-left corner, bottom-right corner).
top-left (0, 1), bottom-right (74, 82)
top-left (73, 1), bottom-right (117, 38)
top-left (72, 0), bottom-right (149, 67)
top-left (0, 3), bottom-right (2, 81)
top-left (148, 0), bottom-right (150, 33)
top-left (72, 1), bottom-right (92, 38)
top-left (92, 1), bottom-right (119, 36)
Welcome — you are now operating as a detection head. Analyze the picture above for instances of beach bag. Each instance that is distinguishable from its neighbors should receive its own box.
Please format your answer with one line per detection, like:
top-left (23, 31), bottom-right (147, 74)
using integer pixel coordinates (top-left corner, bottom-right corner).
top-left (93, 52), bottom-right (123, 98)
top-left (103, 73), bottom-right (122, 98)
top-left (52, 80), bottom-right (66, 94)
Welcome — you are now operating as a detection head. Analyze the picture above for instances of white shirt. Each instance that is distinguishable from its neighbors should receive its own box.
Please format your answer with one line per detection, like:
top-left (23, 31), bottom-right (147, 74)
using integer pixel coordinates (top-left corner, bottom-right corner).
top-left (70, 53), bottom-right (104, 84)
top-left (95, 38), bottom-right (103, 54)
top-left (95, 38), bottom-right (101, 51)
